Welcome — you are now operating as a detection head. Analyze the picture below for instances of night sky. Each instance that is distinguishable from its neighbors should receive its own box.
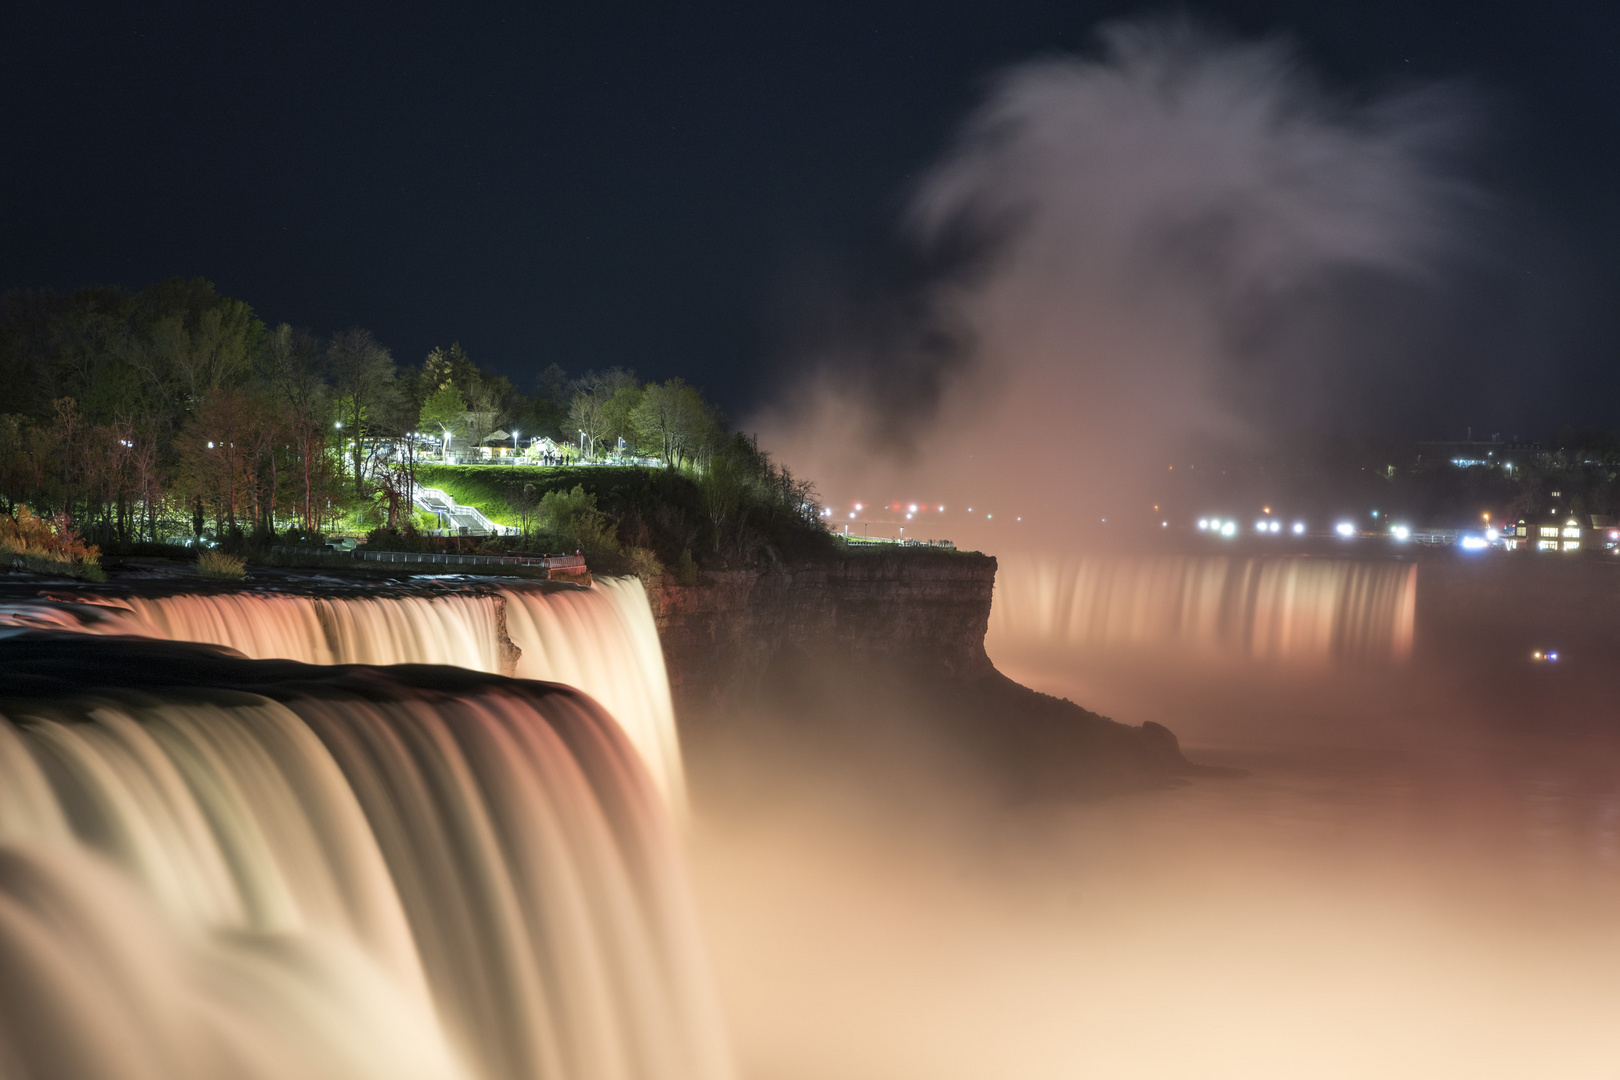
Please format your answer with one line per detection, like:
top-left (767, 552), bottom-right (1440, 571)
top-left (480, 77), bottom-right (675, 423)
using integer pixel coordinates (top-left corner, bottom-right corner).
top-left (5, 1), bottom-right (1619, 430)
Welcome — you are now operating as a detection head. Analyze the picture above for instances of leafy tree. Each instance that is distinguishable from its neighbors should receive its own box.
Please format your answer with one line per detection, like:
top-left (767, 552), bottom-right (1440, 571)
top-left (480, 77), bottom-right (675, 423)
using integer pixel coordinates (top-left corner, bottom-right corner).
top-left (539, 484), bottom-right (619, 559)
top-left (420, 384), bottom-right (468, 461)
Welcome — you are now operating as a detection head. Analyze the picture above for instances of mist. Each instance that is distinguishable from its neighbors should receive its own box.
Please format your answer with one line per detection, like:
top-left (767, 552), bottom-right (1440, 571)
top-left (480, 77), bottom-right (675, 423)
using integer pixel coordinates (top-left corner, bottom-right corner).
top-left (758, 18), bottom-right (1478, 546)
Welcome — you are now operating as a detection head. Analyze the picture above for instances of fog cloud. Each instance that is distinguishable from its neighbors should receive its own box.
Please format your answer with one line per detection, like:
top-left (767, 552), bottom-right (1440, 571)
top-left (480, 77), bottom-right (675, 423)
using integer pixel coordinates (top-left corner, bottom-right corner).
top-left (758, 19), bottom-right (1478, 543)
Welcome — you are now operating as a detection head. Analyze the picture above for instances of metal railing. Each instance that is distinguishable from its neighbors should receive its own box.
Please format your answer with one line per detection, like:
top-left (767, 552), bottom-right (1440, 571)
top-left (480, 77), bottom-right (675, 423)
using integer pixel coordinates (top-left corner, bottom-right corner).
top-left (353, 550), bottom-right (586, 569)
top-left (268, 545), bottom-right (585, 570)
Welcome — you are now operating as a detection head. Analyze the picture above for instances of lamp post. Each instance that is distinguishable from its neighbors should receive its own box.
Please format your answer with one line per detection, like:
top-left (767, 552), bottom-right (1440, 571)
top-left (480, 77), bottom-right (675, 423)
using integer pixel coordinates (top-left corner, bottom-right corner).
top-left (512, 429), bottom-right (519, 461)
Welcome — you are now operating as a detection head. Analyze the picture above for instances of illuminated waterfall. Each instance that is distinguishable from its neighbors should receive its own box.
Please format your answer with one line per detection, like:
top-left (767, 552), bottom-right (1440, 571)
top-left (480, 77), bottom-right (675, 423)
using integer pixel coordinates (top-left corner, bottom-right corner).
top-left (0, 641), bottom-right (730, 1080)
top-left (0, 578), bottom-right (683, 808)
top-left (989, 554), bottom-right (1417, 665)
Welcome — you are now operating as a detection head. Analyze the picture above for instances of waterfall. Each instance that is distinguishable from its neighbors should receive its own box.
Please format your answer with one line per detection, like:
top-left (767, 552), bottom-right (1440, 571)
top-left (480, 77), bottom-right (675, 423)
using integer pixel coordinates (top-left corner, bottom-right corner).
top-left (0, 578), bottom-right (683, 809)
top-left (0, 637), bottom-right (731, 1080)
top-left (989, 554), bottom-right (1417, 665)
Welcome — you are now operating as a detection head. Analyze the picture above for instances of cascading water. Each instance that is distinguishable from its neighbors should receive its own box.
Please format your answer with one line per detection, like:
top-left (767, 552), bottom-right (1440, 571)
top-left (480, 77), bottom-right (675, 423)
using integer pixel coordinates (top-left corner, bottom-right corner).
top-left (0, 636), bottom-right (731, 1080)
top-left (989, 554), bottom-right (1417, 666)
top-left (0, 578), bottom-right (683, 809)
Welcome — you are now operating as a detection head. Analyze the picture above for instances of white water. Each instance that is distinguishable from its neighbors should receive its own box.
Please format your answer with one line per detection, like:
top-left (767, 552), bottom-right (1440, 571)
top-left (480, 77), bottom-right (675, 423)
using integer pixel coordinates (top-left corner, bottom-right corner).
top-left (0, 673), bottom-right (730, 1080)
top-left (0, 578), bottom-right (684, 808)
top-left (989, 554), bottom-right (1417, 666)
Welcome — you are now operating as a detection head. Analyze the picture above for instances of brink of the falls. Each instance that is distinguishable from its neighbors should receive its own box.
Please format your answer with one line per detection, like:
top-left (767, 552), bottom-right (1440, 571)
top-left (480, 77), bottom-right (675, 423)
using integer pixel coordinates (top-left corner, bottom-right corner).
top-left (0, 581), bottom-right (729, 1080)
top-left (0, 578), bottom-right (685, 810)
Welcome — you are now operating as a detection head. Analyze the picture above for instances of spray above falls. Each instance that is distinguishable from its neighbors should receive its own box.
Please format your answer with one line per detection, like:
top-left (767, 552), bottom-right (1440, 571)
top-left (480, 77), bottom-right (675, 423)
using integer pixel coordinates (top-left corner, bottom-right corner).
top-left (759, 18), bottom-right (1476, 543)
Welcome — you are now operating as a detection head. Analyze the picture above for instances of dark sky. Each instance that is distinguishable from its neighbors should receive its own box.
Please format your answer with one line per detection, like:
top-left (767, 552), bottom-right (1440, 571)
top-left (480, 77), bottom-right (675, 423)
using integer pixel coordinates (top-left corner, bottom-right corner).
top-left (4, 1), bottom-right (1618, 429)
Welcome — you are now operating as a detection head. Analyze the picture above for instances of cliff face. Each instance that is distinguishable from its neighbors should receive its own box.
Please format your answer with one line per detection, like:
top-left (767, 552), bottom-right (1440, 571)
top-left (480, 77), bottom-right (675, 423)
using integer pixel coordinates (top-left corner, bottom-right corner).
top-left (647, 551), bottom-right (997, 710)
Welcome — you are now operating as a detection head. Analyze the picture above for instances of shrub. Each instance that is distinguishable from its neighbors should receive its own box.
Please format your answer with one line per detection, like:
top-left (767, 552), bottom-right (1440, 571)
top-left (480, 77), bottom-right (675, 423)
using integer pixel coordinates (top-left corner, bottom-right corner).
top-left (0, 506), bottom-right (105, 581)
top-left (626, 546), bottom-right (664, 583)
top-left (539, 485), bottom-right (621, 561)
top-left (675, 547), bottom-right (699, 585)
top-left (196, 547), bottom-right (247, 580)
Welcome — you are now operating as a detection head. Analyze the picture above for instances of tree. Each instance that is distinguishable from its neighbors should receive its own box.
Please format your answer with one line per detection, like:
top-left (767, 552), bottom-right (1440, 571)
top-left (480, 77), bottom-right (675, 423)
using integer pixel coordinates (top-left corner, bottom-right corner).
top-left (327, 328), bottom-right (397, 494)
top-left (569, 391), bottom-right (610, 458)
top-left (262, 324), bottom-right (335, 534)
top-left (420, 384), bottom-right (468, 461)
top-left (632, 377), bottom-right (717, 469)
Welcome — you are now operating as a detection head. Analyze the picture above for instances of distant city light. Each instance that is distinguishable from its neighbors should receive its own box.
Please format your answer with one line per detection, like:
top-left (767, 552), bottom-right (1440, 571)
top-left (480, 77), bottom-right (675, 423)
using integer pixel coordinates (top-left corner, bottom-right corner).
top-left (1220, 521), bottom-right (1236, 537)
top-left (1162, 521), bottom-right (1168, 527)
top-left (849, 512), bottom-right (856, 519)
top-left (1269, 521), bottom-right (1281, 533)
top-left (905, 513), bottom-right (913, 520)
top-left (854, 503), bottom-right (863, 510)
top-left (909, 504), bottom-right (918, 513)
top-left (1392, 525), bottom-right (1411, 541)
top-left (1255, 521), bottom-right (1268, 533)
top-left (1198, 519), bottom-right (1209, 530)
top-left (1335, 522), bottom-right (1355, 538)
top-left (1292, 522), bottom-right (1305, 535)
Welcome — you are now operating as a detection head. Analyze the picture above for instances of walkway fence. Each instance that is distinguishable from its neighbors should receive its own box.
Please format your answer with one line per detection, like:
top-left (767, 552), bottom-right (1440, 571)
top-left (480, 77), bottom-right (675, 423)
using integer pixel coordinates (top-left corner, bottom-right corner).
top-left (270, 545), bottom-right (586, 571)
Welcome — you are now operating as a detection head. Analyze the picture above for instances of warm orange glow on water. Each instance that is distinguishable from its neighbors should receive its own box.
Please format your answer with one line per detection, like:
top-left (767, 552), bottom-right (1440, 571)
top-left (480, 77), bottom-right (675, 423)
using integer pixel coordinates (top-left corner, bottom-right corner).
top-left (688, 552), bottom-right (1620, 1078)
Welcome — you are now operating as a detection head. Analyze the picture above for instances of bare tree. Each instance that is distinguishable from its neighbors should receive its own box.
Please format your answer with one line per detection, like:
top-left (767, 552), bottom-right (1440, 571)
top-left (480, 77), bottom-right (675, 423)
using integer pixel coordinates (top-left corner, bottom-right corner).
top-left (327, 328), bottom-right (397, 494)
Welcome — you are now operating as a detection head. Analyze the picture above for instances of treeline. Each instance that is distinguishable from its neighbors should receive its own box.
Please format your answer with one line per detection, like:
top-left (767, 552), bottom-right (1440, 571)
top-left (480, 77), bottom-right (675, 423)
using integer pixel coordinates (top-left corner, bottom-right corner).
top-left (0, 277), bottom-right (822, 549)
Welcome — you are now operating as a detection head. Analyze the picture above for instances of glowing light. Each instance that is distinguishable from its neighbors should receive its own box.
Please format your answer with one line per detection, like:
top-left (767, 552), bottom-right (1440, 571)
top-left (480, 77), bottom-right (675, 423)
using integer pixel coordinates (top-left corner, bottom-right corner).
top-left (1486, 528), bottom-right (1499, 540)
top-left (1263, 506), bottom-right (1271, 514)
top-left (1198, 519), bottom-right (1209, 530)
top-left (1392, 526), bottom-right (1411, 541)
top-left (1269, 521), bottom-right (1281, 533)
top-left (905, 513), bottom-right (913, 520)
top-left (854, 503), bottom-right (863, 511)
top-left (1292, 522), bottom-right (1305, 535)
top-left (1461, 536), bottom-right (1488, 551)
top-left (1549, 652), bottom-right (1559, 661)
top-left (1336, 522), bottom-right (1355, 538)
top-left (1162, 521), bottom-right (1168, 527)
top-left (1220, 522), bottom-right (1237, 537)
top-left (207, 441), bottom-right (215, 449)
top-left (909, 504), bottom-right (918, 513)
top-left (1255, 521), bottom-right (1268, 533)
top-left (849, 512), bottom-right (856, 519)
top-left (939, 506), bottom-right (945, 512)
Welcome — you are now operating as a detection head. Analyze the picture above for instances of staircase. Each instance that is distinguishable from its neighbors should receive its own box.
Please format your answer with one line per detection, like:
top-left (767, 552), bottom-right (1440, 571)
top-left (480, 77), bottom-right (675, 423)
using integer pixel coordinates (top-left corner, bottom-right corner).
top-left (413, 486), bottom-right (517, 537)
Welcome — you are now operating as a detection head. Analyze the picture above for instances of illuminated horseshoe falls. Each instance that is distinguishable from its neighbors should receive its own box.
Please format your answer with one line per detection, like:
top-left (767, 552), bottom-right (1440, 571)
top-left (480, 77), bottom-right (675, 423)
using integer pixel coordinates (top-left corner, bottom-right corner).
top-left (0, 578), bottom-right (684, 809)
top-left (990, 554), bottom-right (1417, 665)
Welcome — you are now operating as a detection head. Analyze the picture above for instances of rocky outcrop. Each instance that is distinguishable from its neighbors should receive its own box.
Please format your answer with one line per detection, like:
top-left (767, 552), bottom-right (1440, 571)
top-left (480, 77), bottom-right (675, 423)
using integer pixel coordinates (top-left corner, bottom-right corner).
top-left (647, 548), bottom-right (1207, 792)
top-left (646, 550), bottom-right (997, 710)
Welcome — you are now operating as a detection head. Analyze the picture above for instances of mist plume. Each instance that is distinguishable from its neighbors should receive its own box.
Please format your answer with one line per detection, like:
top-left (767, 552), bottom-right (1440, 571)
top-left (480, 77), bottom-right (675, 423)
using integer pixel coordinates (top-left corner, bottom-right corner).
top-left (758, 19), bottom-right (1477, 542)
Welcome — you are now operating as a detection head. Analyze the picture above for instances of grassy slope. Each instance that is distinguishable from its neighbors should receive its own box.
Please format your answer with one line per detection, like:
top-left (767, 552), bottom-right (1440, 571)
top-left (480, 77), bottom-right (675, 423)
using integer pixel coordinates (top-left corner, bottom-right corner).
top-left (412, 463), bottom-right (841, 566)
